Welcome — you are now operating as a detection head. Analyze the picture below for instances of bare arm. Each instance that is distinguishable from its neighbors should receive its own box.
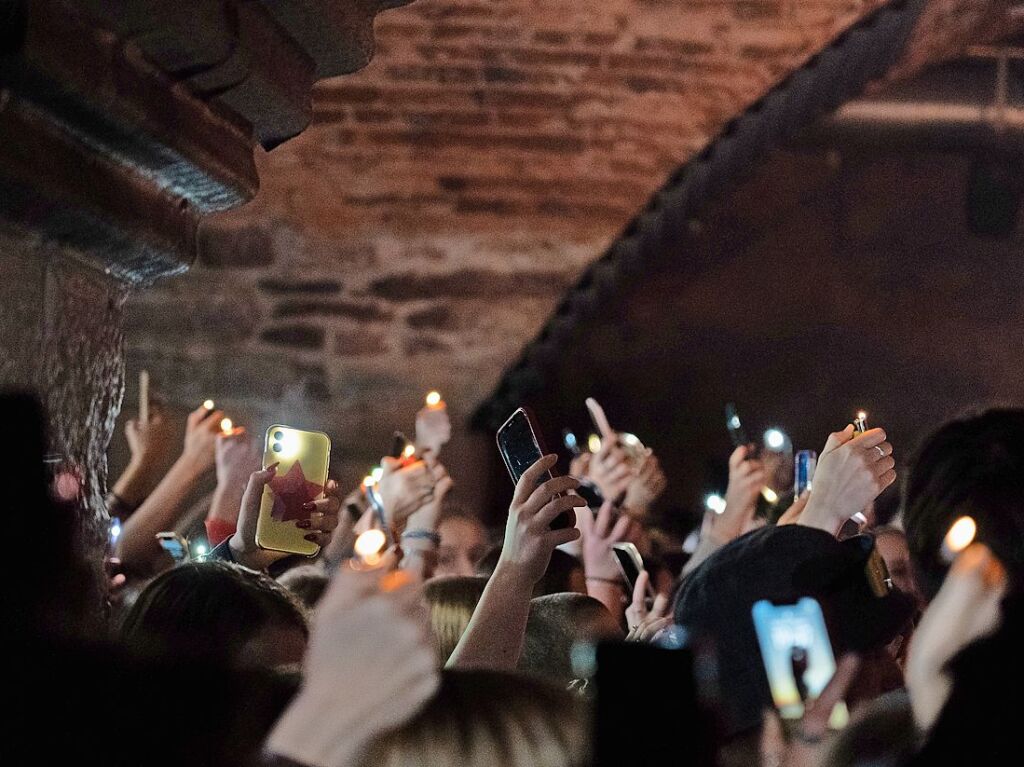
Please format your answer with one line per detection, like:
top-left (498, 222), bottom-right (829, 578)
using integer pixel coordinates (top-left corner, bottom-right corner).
top-left (115, 405), bottom-right (221, 571)
top-left (447, 456), bottom-right (583, 670)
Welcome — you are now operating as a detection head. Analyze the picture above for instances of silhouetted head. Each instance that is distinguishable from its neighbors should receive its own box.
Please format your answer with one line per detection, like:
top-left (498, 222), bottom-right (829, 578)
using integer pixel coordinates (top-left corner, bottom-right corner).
top-left (902, 408), bottom-right (1024, 601)
top-left (122, 560), bottom-right (308, 669)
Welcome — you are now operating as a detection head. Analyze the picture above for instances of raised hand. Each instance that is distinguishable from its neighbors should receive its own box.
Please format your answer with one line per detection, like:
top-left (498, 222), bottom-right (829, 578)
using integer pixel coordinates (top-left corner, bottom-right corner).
top-left (378, 456), bottom-right (436, 529)
top-left (267, 553), bottom-right (439, 767)
top-left (715, 445), bottom-right (766, 543)
top-left (625, 571), bottom-right (670, 642)
top-left (206, 429), bottom-right (262, 545)
top-left (590, 441), bottom-right (635, 503)
top-left (799, 426), bottom-right (895, 535)
top-left (214, 429), bottom-right (260, 493)
top-left (415, 403), bottom-right (452, 456)
top-left (178, 403), bottom-right (224, 475)
top-left (498, 454), bottom-right (584, 587)
top-left (578, 500), bottom-right (634, 581)
top-left (905, 542), bottom-right (1007, 731)
top-left (111, 402), bottom-right (177, 507)
top-left (760, 654), bottom-right (862, 767)
top-left (228, 467), bottom-right (341, 570)
top-left (623, 449), bottom-right (667, 517)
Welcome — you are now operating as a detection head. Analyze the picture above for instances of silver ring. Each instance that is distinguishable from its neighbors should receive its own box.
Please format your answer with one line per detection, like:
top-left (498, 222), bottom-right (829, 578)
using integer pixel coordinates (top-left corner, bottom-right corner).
top-left (875, 445), bottom-right (886, 458)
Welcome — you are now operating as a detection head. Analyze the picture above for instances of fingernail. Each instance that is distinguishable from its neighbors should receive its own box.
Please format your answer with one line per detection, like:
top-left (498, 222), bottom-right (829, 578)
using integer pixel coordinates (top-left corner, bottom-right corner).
top-left (302, 502), bottom-right (315, 511)
top-left (296, 520), bottom-right (311, 529)
top-left (304, 534), bottom-right (319, 542)
top-left (267, 461), bottom-right (280, 471)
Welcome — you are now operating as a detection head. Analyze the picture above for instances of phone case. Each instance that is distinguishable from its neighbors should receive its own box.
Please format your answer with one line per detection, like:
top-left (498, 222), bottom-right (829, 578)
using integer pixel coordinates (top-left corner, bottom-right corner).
top-left (612, 542), bottom-right (644, 591)
top-left (255, 424), bottom-right (331, 557)
top-left (496, 408), bottom-right (571, 530)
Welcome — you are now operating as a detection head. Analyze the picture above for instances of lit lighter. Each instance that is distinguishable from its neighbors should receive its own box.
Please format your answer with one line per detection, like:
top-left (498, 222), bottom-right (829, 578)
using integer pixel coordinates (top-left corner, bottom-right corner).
top-left (941, 515), bottom-right (977, 564)
top-left (352, 528), bottom-right (387, 569)
top-left (854, 411), bottom-right (868, 435)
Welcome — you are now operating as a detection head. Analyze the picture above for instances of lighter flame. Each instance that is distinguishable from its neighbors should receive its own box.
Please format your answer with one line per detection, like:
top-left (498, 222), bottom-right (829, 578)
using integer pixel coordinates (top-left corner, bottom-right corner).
top-left (362, 475), bottom-right (375, 488)
top-left (203, 399), bottom-right (215, 410)
top-left (588, 434), bottom-right (602, 453)
top-left (355, 529), bottom-right (387, 559)
top-left (761, 487), bottom-right (779, 504)
top-left (945, 516), bottom-right (977, 555)
top-left (402, 443), bottom-right (416, 459)
top-left (426, 391), bottom-right (442, 407)
top-left (220, 418), bottom-right (233, 434)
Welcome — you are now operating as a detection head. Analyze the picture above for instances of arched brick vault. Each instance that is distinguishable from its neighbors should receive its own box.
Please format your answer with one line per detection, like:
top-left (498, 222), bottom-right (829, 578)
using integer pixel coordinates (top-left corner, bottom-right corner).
top-left (122, 0), bottom-right (1017, 495)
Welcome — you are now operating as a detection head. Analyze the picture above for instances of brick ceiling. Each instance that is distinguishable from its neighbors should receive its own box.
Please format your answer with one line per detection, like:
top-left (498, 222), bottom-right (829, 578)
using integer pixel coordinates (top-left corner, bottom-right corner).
top-left (124, 0), bottom-right (1010, 489)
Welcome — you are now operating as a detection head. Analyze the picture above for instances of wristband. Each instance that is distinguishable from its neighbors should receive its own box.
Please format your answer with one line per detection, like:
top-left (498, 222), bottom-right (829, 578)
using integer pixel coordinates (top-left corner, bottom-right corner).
top-left (585, 576), bottom-right (624, 586)
top-left (401, 529), bottom-right (441, 546)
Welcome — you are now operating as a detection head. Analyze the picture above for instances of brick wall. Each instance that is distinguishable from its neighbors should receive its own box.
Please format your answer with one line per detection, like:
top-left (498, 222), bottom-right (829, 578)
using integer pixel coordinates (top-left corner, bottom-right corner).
top-left (120, 0), bottom-right (890, 496)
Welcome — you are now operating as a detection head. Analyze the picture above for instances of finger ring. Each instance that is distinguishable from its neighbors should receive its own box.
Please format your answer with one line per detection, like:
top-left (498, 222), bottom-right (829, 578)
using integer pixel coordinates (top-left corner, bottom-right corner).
top-left (875, 445), bottom-right (886, 458)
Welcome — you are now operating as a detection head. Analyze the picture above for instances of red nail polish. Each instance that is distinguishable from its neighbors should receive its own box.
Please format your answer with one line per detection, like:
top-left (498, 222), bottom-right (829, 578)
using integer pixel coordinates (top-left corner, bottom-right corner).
top-left (296, 520), bottom-right (311, 529)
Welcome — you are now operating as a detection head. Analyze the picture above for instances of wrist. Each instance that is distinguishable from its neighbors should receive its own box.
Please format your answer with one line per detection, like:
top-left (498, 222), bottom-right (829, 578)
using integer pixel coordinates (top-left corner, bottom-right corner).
top-left (798, 499), bottom-right (842, 536)
top-left (174, 452), bottom-right (212, 479)
top-left (228, 532), bottom-right (251, 564)
top-left (493, 559), bottom-right (536, 593)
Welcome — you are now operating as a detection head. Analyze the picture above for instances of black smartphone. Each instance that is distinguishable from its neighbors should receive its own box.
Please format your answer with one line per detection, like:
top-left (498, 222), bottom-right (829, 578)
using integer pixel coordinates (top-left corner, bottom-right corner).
top-left (496, 407), bottom-right (572, 529)
top-left (592, 641), bottom-right (715, 767)
top-left (725, 402), bottom-right (750, 449)
top-left (611, 542), bottom-right (653, 599)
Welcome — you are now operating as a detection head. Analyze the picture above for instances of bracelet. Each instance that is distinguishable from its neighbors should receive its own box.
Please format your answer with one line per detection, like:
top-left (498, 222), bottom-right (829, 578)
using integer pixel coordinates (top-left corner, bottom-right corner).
top-left (401, 529), bottom-right (441, 546)
top-left (585, 576), bottom-right (624, 586)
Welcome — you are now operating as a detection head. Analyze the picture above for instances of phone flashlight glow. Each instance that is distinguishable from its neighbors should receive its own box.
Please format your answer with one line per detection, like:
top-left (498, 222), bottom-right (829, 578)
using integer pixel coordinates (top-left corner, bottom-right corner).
top-left (275, 429), bottom-right (301, 459)
top-left (764, 429), bottom-right (787, 450)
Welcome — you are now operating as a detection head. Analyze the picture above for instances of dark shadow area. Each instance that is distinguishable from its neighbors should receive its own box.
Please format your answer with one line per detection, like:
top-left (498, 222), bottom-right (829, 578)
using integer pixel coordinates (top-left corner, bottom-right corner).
top-left (487, 52), bottom-right (1024, 527)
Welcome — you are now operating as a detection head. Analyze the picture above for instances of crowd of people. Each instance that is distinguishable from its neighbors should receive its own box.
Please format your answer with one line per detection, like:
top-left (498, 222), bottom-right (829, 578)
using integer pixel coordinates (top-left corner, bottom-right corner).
top-left (9, 386), bottom-right (1024, 766)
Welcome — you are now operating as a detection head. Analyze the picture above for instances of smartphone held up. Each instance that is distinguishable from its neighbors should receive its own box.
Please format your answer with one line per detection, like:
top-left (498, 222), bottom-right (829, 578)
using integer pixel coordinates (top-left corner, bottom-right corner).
top-left (496, 408), bottom-right (573, 530)
top-left (255, 424), bottom-right (332, 557)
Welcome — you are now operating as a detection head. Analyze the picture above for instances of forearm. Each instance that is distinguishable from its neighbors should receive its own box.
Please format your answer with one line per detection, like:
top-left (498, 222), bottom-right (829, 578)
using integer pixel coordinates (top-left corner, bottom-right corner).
top-left (586, 578), bottom-right (626, 620)
top-left (116, 457), bottom-right (205, 569)
top-left (446, 564), bottom-right (532, 670)
top-left (110, 461), bottom-right (162, 513)
top-left (682, 532), bottom-right (727, 578)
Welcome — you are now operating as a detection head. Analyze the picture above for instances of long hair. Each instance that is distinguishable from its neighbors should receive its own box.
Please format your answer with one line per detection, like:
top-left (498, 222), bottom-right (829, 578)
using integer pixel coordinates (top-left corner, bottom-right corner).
top-left (423, 575), bottom-right (488, 663)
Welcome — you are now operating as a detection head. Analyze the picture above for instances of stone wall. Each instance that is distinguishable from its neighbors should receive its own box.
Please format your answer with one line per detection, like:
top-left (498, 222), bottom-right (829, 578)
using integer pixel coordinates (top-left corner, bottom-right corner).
top-left (118, 0), bottom-right (893, 498)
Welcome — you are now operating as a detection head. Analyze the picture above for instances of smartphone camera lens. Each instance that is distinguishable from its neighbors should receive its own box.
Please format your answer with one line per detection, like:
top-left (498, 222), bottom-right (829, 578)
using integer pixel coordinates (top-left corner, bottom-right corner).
top-left (273, 431), bottom-right (284, 441)
top-left (272, 442), bottom-right (282, 453)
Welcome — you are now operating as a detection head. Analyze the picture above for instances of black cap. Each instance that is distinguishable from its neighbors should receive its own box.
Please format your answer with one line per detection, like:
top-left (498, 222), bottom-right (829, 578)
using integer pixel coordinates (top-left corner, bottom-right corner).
top-left (673, 524), bottom-right (915, 736)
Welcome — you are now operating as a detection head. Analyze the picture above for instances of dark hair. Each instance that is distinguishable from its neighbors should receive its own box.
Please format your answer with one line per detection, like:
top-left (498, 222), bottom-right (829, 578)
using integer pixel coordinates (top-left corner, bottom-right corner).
top-left (121, 561), bottom-right (308, 665)
top-left (902, 408), bottom-right (1024, 601)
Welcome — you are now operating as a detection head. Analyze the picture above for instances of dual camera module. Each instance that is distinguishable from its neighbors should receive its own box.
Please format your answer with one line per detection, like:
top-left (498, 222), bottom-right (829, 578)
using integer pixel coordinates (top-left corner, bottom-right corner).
top-left (272, 430), bottom-right (285, 453)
